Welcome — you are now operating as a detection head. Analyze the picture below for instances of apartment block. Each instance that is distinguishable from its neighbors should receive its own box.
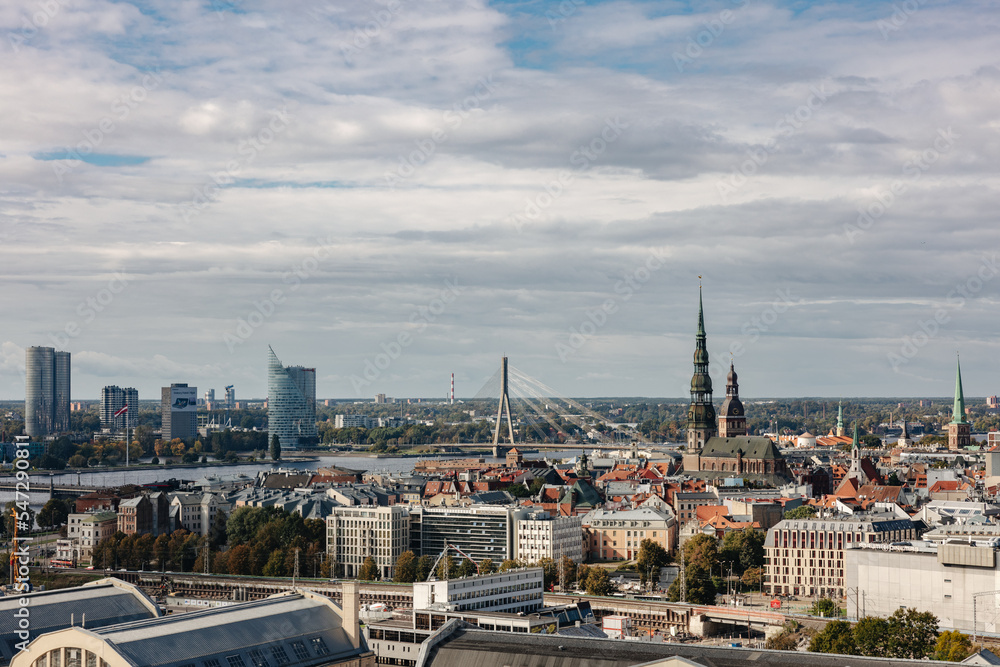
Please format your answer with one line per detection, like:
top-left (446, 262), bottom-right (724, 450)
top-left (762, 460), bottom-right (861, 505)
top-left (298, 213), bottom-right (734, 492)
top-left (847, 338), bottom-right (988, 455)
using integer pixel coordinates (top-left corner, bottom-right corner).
top-left (764, 511), bottom-right (919, 598)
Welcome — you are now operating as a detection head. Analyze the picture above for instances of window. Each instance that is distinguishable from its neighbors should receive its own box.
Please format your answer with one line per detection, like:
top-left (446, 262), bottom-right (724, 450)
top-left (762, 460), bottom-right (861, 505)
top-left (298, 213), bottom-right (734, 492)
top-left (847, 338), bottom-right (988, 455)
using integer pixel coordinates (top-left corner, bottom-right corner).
top-left (310, 638), bottom-right (329, 656)
top-left (204, 660), bottom-right (222, 667)
top-left (227, 656), bottom-right (247, 667)
top-left (248, 651), bottom-right (269, 667)
top-left (290, 642), bottom-right (310, 661)
top-left (271, 646), bottom-right (290, 665)
top-left (51, 651), bottom-right (61, 667)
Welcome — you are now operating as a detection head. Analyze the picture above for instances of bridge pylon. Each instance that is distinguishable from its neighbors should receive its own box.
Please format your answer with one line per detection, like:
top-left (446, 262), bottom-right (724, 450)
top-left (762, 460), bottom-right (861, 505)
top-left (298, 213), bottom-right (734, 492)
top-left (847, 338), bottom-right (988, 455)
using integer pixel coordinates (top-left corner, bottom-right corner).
top-left (492, 356), bottom-right (515, 446)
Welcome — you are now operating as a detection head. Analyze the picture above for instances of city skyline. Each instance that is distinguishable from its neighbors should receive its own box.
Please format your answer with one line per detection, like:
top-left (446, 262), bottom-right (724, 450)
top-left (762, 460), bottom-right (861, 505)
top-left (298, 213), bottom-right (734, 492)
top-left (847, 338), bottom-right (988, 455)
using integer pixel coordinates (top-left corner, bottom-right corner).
top-left (2, 1), bottom-right (998, 400)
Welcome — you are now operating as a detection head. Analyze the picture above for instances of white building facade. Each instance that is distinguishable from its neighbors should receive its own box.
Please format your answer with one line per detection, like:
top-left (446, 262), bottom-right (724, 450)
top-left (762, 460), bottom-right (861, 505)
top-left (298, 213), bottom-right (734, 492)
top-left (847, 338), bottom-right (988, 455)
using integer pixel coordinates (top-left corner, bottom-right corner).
top-left (326, 505), bottom-right (411, 579)
top-left (845, 542), bottom-right (1000, 632)
top-left (514, 511), bottom-right (583, 563)
top-left (412, 567), bottom-right (544, 614)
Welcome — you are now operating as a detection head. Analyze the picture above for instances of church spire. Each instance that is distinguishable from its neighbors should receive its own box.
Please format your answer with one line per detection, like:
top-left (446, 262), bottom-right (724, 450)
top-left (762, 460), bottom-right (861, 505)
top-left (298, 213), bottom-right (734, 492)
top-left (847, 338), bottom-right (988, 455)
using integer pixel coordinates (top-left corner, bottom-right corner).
top-left (952, 356), bottom-right (968, 425)
top-left (836, 401), bottom-right (845, 437)
top-left (697, 283), bottom-right (706, 338)
top-left (686, 281), bottom-right (716, 451)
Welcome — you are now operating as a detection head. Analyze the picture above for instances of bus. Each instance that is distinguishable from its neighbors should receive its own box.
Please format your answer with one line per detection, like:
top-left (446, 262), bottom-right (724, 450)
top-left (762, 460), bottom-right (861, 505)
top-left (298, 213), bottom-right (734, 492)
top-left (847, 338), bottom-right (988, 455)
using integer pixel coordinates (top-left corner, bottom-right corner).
top-left (50, 559), bottom-right (74, 568)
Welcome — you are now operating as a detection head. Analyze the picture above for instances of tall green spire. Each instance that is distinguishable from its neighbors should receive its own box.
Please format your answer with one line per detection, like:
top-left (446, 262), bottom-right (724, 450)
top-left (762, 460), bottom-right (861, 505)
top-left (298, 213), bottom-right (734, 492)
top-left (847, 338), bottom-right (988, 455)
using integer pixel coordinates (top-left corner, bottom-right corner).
top-left (687, 281), bottom-right (716, 450)
top-left (952, 356), bottom-right (968, 425)
top-left (852, 421), bottom-right (859, 450)
top-left (697, 283), bottom-right (705, 337)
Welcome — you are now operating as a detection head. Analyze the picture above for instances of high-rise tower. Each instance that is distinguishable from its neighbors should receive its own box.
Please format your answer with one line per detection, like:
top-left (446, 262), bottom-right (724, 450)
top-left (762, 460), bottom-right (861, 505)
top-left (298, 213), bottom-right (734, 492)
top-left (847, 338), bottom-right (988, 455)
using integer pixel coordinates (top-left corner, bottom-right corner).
top-left (686, 286), bottom-right (716, 450)
top-left (267, 346), bottom-right (318, 450)
top-left (101, 386), bottom-right (138, 430)
top-left (718, 361), bottom-right (746, 437)
top-left (25, 346), bottom-right (71, 438)
top-left (948, 356), bottom-right (971, 451)
top-left (161, 383), bottom-right (197, 441)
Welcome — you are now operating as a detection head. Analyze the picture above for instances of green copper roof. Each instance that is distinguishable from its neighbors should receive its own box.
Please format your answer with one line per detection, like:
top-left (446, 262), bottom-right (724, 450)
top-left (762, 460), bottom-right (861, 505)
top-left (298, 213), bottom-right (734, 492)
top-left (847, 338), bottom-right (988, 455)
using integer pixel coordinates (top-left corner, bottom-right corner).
top-left (952, 357), bottom-right (968, 425)
top-left (697, 285), bottom-right (705, 337)
top-left (852, 422), bottom-right (859, 450)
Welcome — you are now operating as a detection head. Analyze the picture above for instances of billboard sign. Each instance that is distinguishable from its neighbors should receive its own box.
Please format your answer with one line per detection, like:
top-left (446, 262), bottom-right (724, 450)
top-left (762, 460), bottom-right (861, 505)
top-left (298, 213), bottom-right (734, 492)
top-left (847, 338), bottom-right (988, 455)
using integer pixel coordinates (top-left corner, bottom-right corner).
top-left (171, 385), bottom-right (197, 412)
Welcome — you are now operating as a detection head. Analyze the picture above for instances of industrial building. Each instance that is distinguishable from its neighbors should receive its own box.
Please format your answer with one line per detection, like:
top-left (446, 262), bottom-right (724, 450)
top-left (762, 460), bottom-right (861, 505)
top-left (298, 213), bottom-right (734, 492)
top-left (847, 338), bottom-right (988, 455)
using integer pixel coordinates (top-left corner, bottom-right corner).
top-left (0, 579), bottom-right (159, 666)
top-left (11, 589), bottom-right (372, 667)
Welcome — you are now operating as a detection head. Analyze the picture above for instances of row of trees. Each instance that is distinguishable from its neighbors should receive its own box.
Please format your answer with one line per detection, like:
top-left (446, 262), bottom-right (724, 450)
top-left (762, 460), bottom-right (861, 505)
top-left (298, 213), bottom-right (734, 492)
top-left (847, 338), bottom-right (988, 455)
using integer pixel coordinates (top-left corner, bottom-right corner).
top-left (90, 507), bottom-right (331, 578)
top-left (807, 608), bottom-right (970, 661)
top-left (663, 530), bottom-right (765, 605)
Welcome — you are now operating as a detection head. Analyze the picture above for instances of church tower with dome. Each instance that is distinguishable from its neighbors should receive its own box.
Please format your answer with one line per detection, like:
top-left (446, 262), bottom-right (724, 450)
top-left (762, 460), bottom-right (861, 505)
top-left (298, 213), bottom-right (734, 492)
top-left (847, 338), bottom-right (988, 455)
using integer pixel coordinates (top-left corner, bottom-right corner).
top-left (718, 361), bottom-right (747, 437)
top-left (682, 286), bottom-right (792, 486)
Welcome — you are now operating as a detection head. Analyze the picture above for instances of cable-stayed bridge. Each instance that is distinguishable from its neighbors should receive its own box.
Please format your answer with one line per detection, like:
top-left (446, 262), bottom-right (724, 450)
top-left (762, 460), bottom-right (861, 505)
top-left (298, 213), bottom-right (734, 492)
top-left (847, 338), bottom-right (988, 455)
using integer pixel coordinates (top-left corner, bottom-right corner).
top-left (470, 356), bottom-right (652, 447)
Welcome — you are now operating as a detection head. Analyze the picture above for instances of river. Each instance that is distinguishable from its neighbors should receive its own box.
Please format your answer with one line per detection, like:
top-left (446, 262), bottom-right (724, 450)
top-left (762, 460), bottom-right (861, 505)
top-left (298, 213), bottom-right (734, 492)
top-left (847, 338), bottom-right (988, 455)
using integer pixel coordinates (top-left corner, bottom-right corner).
top-left (1, 449), bottom-right (581, 513)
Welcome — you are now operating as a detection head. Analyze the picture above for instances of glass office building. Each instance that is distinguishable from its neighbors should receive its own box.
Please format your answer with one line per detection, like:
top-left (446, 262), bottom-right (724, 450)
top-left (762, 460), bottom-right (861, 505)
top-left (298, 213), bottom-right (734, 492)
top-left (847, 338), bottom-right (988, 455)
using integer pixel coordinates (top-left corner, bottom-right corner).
top-left (25, 346), bottom-right (70, 438)
top-left (267, 346), bottom-right (317, 450)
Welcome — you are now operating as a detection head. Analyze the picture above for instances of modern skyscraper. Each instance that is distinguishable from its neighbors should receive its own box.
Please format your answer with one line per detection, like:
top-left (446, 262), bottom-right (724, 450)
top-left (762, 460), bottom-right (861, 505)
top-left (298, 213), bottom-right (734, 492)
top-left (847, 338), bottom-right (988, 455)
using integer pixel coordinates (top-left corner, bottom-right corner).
top-left (101, 386), bottom-right (138, 430)
top-left (161, 383), bottom-right (197, 441)
top-left (25, 346), bottom-right (71, 438)
top-left (686, 286), bottom-right (716, 450)
top-left (948, 357), bottom-right (971, 451)
top-left (267, 346), bottom-right (317, 450)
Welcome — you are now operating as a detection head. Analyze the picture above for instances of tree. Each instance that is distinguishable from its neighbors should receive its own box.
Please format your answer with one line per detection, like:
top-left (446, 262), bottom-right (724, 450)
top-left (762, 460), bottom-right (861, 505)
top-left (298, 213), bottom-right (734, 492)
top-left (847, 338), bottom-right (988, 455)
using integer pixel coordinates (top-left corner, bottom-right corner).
top-left (740, 566), bottom-right (762, 589)
top-left (270, 434), bottom-right (281, 461)
top-left (3, 502), bottom-right (35, 537)
top-left (636, 539), bottom-right (670, 587)
top-left (209, 511), bottom-right (228, 549)
top-left (479, 558), bottom-right (496, 575)
top-left (766, 631), bottom-right (799, 651)
top-left (37, 498), bottom-right (71, 531)
top-left (809, 597), bottom-right (840, 618)
top-left (808, 620), bottom-right (857, 655)
top-left (359, 556), bottom-right (379, 581)
top-left (682, 534), bottom-right (719, 572)
top-left (558, 555), bottom-right (576, 588)
top-left (263, 549), bottom-right (287, 577)
top-left (853, 616), bottom-right (889, 657)
top-left (933, 630), bottom-right (973, 662)
top-left (154, 534), bottom-right (170, 569)
top-left (394, 551), bottom-right (418, 583)
top-left (585, 567), bottom-right (613, 596)
top-left (455, 558), bottom-right (477, 578)
top-left (435, 555), bottom-right (456, 580)
top-left (784, 505), bottom-right (817, 520)
top-left (499, 559), bottom-right (520, 572)
top-left (416, 555), bottom-right (435, 580)
top-left (227, 544), bottom-right (253, 575)
top-left (68, 454), bottom-right (87, 468)
top-left (885, 607), bottom-right (938, 659)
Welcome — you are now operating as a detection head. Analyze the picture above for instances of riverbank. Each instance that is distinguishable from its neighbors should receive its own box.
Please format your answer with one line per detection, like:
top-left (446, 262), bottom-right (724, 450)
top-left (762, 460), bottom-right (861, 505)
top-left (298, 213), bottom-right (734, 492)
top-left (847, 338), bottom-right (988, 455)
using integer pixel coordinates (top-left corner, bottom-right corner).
top-left (0, 456), bottom-right (320, 478)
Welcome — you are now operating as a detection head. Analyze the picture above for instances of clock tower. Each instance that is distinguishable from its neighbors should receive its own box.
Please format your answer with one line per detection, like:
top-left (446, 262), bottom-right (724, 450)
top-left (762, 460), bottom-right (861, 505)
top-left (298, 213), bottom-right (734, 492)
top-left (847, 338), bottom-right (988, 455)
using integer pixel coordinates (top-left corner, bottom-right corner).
top-left (718, 361), bottom-right (747, 437)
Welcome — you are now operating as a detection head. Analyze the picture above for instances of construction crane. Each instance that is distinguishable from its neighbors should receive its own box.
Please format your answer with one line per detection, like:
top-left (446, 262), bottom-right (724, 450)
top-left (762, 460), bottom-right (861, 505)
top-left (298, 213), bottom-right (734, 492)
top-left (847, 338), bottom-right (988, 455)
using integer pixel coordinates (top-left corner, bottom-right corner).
top-left (427, 543), bottom-right (479, 581)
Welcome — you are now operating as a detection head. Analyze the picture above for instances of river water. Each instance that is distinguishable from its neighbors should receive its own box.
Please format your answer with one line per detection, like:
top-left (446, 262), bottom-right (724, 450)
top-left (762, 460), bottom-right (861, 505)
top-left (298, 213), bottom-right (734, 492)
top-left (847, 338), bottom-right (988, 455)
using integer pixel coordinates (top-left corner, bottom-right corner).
top-left (2, 449), bottom-right (581, 513)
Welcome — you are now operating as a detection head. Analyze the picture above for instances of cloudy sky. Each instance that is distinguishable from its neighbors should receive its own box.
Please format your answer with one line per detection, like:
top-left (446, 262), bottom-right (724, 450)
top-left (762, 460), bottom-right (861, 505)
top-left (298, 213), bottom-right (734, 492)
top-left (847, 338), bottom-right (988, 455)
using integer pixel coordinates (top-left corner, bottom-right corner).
top-left (1, 0), bottom-right (998, 402)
